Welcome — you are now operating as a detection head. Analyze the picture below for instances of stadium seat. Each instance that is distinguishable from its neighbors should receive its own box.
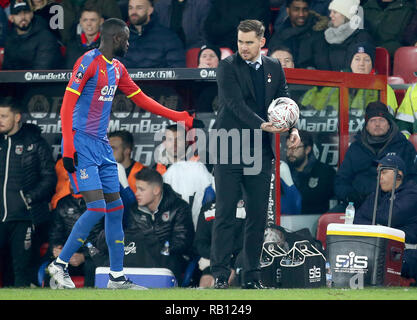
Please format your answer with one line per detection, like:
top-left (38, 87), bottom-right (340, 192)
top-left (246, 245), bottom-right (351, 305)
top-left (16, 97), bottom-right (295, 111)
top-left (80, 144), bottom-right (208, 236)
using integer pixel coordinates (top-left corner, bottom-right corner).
top-left (40, 242), bottom-right (49, 258)
top-left (393, 46), bottom-right (417, 83)
top-left (0, 47), bottom-right (4, 70)
top-left (388, 76), bottom-right (406, 105)
top-left (186, 47), bottom-right (200, 68)
top-left (375, 47), bottom-right (390, 76)
top-left (261, 48), bottom-right (269, 56)
top-left (388, 76), bottom-right (405, 84)
top-left (315, 212), bottom-right (345, 250)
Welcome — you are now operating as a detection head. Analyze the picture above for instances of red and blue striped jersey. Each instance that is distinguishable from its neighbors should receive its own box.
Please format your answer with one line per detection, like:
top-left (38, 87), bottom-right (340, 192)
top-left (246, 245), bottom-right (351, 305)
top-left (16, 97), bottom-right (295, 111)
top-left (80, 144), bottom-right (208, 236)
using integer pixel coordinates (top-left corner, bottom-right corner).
top-left (66, 49), bottom-right (141, 141)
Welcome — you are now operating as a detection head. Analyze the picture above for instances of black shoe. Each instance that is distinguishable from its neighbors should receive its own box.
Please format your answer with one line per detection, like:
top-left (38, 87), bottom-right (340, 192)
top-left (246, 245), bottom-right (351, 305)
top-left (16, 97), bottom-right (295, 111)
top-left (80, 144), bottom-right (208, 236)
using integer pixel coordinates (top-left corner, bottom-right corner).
top-left (214, 277), bottom-right (229, 289)
top-left (241, 280), bottom-right (269, 289)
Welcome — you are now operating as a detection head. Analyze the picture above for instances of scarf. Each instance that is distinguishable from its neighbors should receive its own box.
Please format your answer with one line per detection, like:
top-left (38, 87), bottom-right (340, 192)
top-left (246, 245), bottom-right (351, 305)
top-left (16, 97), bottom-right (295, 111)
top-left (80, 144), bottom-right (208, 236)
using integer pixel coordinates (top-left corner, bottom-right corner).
top-left (324, 21), bottom-right (357, 44)
top-left (361, 119), bottom-right (398, 156)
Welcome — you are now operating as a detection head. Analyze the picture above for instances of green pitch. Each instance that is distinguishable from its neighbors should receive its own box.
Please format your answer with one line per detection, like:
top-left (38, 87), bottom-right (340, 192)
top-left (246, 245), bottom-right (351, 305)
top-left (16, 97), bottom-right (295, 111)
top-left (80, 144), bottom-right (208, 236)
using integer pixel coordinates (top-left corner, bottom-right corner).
top-left (1, 287), bottom-right (417, 300)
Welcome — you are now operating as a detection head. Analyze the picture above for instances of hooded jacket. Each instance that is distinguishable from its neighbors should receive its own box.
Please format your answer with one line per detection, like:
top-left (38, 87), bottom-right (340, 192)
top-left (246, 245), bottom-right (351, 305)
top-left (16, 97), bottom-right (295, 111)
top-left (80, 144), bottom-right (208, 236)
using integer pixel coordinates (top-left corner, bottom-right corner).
top-left (334, 121), bottom-right (417, 207)
top-left (0, 123), bottom-right (56, 225)
top-left (3, 16), bottom-right (62, 70)
top-left (354, 179), bottom-right (417, 244)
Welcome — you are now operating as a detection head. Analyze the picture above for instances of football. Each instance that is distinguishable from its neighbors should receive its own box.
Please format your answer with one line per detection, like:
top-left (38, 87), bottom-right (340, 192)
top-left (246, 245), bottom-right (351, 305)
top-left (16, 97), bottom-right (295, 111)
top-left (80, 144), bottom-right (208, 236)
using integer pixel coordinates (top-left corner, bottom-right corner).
top-left (267, 97), bottom-right (300, 129)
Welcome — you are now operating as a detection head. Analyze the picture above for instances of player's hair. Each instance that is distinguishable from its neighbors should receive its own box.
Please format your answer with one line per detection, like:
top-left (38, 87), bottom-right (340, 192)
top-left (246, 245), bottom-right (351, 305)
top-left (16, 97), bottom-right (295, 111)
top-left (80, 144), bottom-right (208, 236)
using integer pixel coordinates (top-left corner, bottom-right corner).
top-left (100, 18), bottom-right (127, 39)
top-left (237, 19), bottom-right (265, 39)
top-left (109, 130), bottom-right (134, 150)
top-left (135, 167), bottom-right (163, 188)
top-left (0, 96), bottom-right (22, 114)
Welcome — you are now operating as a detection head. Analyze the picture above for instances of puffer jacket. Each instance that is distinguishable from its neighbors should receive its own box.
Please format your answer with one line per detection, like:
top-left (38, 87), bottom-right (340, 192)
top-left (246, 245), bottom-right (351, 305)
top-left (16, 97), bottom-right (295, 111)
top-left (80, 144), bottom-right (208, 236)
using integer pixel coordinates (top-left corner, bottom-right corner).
top-left (0, 123), bottom-right (57, 225)
top-left (124, 183), bottom-right (194, 256)
top-left (354, 180), bottom-right (417, 244)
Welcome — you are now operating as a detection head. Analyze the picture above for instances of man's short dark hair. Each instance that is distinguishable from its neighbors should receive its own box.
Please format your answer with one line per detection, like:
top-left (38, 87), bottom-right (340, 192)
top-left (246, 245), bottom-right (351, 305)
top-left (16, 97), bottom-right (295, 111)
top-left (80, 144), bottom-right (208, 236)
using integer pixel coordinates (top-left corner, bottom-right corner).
top-left (269, 45), bottom-right (293, 57)
top-left (81, 3), bottom-right (102, 17)
top-left (135, 167), bottom-right (163, 188)
top-left (100, 18), bottom-right (127, 40)
top-left (237, 19), bottom-right (265, 39)
top-left (287, 0), bottom-right (311, 8)
top-left (0, 96), bottom-right (22, 114)
top-left (287, 129), bottom-right (313, 148)
top-left (109, 130), bottom-right (134, 150)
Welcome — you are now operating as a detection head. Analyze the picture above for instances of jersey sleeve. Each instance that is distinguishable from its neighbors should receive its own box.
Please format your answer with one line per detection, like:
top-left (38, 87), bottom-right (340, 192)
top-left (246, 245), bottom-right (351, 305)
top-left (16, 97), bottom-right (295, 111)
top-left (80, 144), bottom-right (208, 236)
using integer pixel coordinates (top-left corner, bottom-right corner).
top-left (66, 55), bottom-right (95, 96)
top-left (117, 62), bottom-right (142, 98)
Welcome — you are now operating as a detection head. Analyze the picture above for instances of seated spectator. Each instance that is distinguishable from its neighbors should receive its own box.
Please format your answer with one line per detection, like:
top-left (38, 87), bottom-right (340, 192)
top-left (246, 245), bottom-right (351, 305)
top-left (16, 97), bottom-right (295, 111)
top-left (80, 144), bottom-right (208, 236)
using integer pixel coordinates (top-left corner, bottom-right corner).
top-left (286, 130), bottom-right (335, 214)
top-left (153, 0), bottom-right (212, 49)
top-left (268, 0), bottom-right (329, 69)
top-left (332, 101), bottom-right (417, 212)
top-left (154, 124), bottom-right (215, 229)
top-left (197, 44), bottom-right (220, 68)
top-left (65, 4), bottom-right (103, 69)
top-left (29, 0), bottom-right (62, 40)
top-left (394, 83), bottom-right (417, 138)
top-left (0, 5), bottom-right (7, 47)
top-left (3, 0), bottom-right (62, 70)
top-left (203, 0), bottom-right (271, 52)
top-left (121, 168), bottom-right (195, 284)
top-left (48, 159), bottom-right (96, 287)
top-left (120, 0), bottom-right (186, 68)
top-left (354, 154), bottom-right (417, 280)
top-left (402, 2), bottom-right (417, 47)
top-left (193, 199), bottom-right (245, 288)
top-left (268, 45), bottom-right (295, 68)
top-left (363, 0), bottom-right (413, 58)
top-left (321, 0), bottom-right (374, 71)
top-left (108, 130), bottom-right (145, 194)
top-left (59, 0), bottom-right (122, 46)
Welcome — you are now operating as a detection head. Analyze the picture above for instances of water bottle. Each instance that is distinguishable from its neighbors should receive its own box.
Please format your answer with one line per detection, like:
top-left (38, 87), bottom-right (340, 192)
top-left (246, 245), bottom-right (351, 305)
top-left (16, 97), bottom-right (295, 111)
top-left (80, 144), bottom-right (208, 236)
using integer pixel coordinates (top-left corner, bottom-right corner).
top-left (325, 261), bottom-right (333, 288)
top-left (161, 241), bottom-right (170, 256)
top-left (345, 202), bottom-right (355, 224)
top-left (86, 242), bottom-right (99, 257)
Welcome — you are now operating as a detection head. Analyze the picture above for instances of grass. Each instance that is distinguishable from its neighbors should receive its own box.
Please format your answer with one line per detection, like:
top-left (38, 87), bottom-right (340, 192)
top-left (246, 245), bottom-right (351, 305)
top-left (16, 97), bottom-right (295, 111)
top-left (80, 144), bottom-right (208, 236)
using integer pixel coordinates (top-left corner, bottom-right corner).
top-left (1, 287), bottom-right (417, 300)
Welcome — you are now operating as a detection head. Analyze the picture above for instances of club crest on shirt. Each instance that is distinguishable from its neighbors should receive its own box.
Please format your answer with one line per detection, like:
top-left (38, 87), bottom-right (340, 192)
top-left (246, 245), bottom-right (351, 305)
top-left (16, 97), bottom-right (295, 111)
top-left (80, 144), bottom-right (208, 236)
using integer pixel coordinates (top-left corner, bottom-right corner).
top-left (74, 71), bottom-right (84, 84)
top-left (15, 145), bottom-right (23, 155)
top-left (161, 211), bottom-right (170, 222)
top-left (308, 177), bottom-right (319, 188)
top-left (80, 169), bottom-right (89, 180)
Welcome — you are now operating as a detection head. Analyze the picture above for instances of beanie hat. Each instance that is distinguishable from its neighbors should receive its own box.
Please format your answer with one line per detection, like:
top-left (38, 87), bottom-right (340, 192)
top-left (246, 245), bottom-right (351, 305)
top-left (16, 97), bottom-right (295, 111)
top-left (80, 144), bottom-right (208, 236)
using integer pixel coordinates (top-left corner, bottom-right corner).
top-left (376, 154), bottom-right (407, 177)
top-left (197, 44), bottom-right (221, 65)
top-left (365, 101), bottom-right (393, 124)
top-left (346, 42), bottom-right (376, 69)
top-left (328, 0), bottom-right (360, 20)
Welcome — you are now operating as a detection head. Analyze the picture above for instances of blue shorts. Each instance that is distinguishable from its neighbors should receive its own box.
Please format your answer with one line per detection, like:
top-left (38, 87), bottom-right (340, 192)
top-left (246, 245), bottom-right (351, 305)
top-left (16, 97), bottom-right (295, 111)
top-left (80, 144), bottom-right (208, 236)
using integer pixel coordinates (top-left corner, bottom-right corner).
top-left (67, 131), bottom-right (119, 194)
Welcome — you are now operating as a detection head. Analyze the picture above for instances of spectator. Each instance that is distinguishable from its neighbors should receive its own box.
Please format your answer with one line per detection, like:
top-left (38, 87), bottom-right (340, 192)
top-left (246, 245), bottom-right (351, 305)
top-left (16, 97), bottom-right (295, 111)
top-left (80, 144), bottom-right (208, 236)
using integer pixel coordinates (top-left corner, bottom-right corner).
top-left (0, 6), bottom-right (7, 47)
top-left (59, 0), bottom-right (122, 46)
top-left (29, 0), bottom-right (63, 40)
top-left (272, 0), bottom-right (331, 33)
top-left (154, 124), bottom-right (214, 230)
top-left (193, 199), bottom-right (245, 288)
top-left (363, 0), bottom-right (414, 58)
top-left (203, 0), bottom-right (271, 52)
top-left (394, 83), bottom-right (417, 138)
top-left (268, 0), bottom-right (329, 69)
top-left (153, 0), bottom-right (212, 49)
top-left (120, 0), bottom-right (186, 68)
top-left (354, 154), bottom-right (417, 281)
top-left (197, 44), bottom-right (221, 68)
top-left (402, 3), bottom-right (417, 47)
top-left (268, 45), bottom-right (295, 68)
top-left (65, 4), bottom-right (103, 69)
top-left (0, 96), bottom-right (56, 287)
top-left (48, 159), bottom-right (96, 287)
top-left (2, 0), bottom-right (62, 70)
top-left (109, 130), bottom-right (145, 194)
top-left (332, 101), bottom-right (417, 212)
top-left (321, 0), bottom-right (374, 71)
top-left (286, 130), bottom-right (336, 214)
top-left (345, 42), bottom-right (398, 115)
top-left (120, 168), bottom-right (195, 283)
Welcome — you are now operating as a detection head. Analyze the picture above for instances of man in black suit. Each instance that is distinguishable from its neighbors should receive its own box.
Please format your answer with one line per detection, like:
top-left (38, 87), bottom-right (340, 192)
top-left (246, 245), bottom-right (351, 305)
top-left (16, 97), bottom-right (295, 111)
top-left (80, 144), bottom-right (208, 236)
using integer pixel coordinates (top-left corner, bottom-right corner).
top-left (210, 19), bottom-right (300, 289)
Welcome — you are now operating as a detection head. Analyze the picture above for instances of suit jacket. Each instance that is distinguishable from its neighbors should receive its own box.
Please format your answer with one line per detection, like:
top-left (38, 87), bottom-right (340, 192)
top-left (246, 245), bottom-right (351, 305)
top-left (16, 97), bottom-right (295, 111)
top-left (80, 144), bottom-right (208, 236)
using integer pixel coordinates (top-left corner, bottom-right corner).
top-left (213, 52), bottom-right (290, 161)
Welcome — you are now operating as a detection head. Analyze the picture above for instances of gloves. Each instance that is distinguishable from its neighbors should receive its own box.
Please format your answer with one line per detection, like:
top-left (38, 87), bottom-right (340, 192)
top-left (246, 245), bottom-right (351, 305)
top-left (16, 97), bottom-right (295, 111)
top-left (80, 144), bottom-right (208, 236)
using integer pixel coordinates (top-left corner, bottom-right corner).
top-left (63, 152), bottom-right (78, 173)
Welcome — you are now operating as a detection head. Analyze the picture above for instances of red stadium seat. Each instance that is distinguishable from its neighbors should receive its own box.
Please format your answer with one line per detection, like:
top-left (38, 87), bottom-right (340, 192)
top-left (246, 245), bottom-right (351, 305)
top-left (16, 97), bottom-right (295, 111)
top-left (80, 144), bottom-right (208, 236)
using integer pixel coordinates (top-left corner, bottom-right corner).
top-left (40, 242), bottom-right (49, 258)
top-left (393, 46), bottom-right (417, 83)
top-left (316, 212), bottom-right (345, 250)
top-left (388, 76), bottom-right (406, 105)
top-left (375, 47), bottom-right (390, 76)
top-left (388, 76), bottom-right (405, 84)
top-left (0, 47), bottom-right (4, 70)
top-left (186, 47), bottom-right (200, 68)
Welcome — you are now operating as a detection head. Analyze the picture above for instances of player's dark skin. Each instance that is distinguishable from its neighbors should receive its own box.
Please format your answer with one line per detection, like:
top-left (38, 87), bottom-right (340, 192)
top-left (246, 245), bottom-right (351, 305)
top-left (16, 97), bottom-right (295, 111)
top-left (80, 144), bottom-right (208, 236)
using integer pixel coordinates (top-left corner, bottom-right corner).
top-left (81, 24), bottom-right (130, 204)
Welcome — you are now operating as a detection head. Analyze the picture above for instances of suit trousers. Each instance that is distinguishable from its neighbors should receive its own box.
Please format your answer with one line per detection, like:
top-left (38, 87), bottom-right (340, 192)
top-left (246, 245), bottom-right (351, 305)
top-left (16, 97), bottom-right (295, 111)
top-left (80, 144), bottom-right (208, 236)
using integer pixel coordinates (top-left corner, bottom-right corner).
top-left (211, 154), bottom-right (272, 283)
